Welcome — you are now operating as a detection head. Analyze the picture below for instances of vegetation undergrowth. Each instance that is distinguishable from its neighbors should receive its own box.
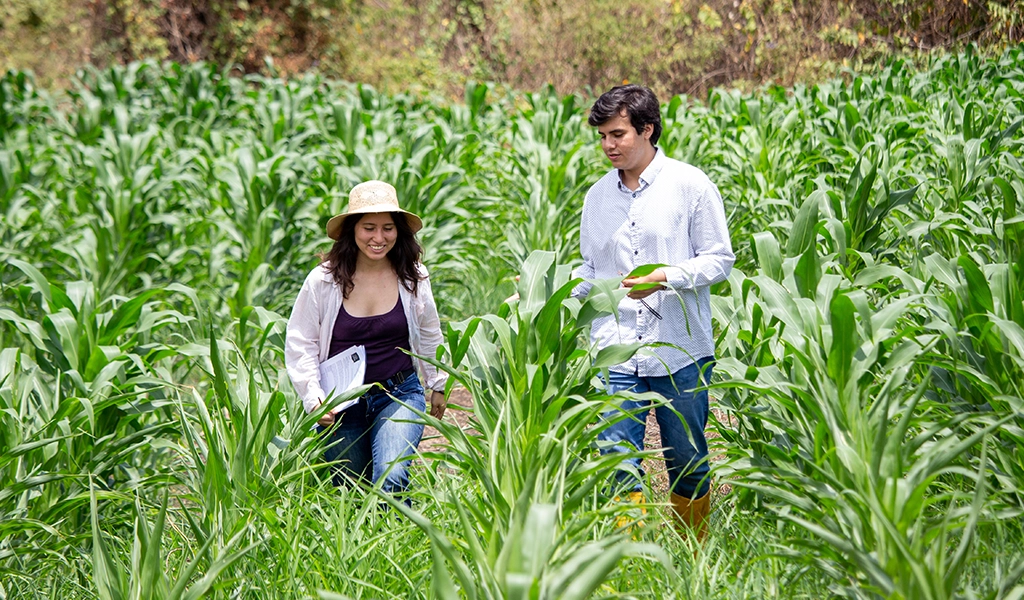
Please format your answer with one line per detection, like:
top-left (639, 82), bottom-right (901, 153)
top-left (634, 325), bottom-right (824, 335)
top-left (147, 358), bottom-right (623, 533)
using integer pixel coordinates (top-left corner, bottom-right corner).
top-left (1, 46), bottom-right (1023, 598)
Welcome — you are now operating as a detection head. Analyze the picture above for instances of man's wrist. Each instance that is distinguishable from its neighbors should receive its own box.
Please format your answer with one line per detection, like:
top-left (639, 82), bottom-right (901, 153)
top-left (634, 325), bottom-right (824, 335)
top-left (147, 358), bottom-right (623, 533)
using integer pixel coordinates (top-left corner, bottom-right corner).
top-left (657, 266), bottom-right (685, 290)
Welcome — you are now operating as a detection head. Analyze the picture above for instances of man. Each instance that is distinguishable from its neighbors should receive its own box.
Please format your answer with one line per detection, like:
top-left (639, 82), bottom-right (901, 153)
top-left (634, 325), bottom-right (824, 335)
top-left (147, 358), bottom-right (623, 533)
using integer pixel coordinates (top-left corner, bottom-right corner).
top-left (573, 84), bottom-right (734, 537)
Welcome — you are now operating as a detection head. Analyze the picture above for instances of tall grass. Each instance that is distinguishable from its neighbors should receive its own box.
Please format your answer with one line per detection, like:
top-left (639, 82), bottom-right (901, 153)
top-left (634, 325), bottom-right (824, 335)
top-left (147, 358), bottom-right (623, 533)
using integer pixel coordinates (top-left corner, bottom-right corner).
top-left (1, 47), bottom-right (1023, 597)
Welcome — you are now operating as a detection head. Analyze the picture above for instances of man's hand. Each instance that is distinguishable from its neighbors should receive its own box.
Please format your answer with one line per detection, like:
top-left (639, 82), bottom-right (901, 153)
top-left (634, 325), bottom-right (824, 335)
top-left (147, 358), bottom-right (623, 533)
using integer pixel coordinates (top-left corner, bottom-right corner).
top-left (622, 269), bottom-right (666, 299)
top-left (429, 390), bottom-right (447, 419)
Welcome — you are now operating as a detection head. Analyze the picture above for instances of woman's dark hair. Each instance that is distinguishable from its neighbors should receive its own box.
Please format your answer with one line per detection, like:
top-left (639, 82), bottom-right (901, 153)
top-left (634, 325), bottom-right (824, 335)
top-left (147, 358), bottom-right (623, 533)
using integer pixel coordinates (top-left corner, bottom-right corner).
top-left (319, 212), bottom-right (423, 298)
top-left (587, 84), bottom-right (662, 145)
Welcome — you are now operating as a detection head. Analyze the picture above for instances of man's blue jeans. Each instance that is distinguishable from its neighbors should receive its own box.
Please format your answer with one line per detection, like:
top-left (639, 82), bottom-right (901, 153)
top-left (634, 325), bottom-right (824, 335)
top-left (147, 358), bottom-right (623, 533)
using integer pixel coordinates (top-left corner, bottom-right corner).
top-left (317, 371), bottom-right (425, 494)
top-left (599, 357), bottom-right (714, 499)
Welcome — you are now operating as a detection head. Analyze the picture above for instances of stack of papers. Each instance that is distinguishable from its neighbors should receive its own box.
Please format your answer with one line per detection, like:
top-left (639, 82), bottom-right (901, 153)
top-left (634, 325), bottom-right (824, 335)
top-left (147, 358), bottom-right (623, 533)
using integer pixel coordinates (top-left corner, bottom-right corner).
top-left (318, 345), bottom-right (366, 414)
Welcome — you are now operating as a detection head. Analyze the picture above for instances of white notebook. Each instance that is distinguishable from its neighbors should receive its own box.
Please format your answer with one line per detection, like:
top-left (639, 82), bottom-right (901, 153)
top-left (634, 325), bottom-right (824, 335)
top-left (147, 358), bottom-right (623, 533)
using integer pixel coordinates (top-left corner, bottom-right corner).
top-left (318, 345), bottom-right (366, 414)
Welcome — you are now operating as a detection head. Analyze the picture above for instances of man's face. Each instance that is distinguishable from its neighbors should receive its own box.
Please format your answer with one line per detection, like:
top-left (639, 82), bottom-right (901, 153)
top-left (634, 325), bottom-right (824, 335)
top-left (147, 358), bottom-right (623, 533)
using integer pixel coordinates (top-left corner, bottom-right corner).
top-left (597, 111), bottom-right (653, 172)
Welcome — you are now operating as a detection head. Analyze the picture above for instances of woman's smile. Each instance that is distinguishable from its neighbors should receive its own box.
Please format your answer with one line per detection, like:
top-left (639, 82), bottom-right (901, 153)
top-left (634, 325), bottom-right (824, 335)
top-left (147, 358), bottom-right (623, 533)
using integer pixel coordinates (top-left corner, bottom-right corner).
top-left (356, 213), bottom-right (397, 261)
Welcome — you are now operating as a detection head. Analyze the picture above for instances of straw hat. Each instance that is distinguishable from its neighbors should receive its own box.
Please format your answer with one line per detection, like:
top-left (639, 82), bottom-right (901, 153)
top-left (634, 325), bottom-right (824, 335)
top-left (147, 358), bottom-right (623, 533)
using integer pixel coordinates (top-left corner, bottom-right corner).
top-left (326, 180), bottom-right (423, 239)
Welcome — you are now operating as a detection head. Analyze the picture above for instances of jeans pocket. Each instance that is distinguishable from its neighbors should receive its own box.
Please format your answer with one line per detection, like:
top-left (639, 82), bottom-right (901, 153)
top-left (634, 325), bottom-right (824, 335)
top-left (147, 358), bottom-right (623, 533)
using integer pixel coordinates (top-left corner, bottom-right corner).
top-left (394, 381), bottom-right (426, 413)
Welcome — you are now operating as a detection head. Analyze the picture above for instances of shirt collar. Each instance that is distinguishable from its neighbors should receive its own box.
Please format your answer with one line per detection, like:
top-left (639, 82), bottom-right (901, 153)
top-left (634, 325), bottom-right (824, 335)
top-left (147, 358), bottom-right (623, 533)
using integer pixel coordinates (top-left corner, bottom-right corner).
top-left (616, 147), bottom-right (666, 193)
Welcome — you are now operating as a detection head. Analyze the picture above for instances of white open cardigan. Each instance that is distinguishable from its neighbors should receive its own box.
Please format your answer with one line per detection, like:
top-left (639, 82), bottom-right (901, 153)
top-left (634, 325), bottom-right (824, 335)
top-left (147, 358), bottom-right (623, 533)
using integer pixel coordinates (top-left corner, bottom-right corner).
top-left (284, 262), bottom-right (448, 414)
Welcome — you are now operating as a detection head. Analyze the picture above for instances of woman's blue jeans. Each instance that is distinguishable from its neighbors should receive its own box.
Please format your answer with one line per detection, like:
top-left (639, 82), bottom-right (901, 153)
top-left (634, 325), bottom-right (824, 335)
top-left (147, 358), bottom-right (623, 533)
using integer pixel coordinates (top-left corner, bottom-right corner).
top-left (317, 371), bottom-right (425, 494)
top-left (599, 357), bottom-right (714, 499)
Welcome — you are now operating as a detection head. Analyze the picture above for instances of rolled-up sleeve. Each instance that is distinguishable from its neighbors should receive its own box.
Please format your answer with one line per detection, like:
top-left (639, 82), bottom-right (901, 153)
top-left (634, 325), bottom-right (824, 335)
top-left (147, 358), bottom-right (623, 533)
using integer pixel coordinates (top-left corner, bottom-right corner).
top-left (285, 276), bottom-right (326, 414)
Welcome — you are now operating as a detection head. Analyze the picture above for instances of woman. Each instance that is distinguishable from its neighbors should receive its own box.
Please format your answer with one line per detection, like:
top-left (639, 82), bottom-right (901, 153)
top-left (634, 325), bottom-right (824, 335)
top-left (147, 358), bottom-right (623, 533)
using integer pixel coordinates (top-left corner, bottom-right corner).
top-left (285, 180), bottom-right (447, 494)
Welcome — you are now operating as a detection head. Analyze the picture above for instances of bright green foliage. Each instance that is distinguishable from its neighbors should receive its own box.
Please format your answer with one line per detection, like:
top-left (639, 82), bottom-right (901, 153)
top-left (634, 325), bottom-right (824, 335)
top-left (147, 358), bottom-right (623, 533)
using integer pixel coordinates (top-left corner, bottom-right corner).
top-left (1, 48), bottom-right (1024, 598)
top-left (89, 489), bottom-right (258, 600)
top-left (390, 250), bottom-right (675, 597)
top-left (707, 47), bottom-right (1024, 599)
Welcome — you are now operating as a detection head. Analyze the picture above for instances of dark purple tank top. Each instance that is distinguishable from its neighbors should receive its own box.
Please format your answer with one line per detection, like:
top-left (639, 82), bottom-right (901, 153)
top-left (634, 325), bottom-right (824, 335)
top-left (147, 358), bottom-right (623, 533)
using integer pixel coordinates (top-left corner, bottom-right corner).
top-left (328, 297), bottom-right (414, 384)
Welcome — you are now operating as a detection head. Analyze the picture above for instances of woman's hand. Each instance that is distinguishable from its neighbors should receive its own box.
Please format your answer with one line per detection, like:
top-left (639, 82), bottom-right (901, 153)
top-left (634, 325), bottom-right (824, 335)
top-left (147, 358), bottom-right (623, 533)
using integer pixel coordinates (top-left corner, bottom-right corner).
top-left (429, 390), bottom-right (447, 419)
top-left (315, 403), bottom-right (336, 428)
top-left (504, 275), bottom-right (521, 303)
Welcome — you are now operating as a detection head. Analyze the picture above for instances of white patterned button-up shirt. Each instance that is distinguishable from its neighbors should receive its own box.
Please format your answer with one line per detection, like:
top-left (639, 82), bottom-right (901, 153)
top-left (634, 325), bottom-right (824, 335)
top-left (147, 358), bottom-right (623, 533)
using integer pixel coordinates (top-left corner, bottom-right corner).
top-left (573, 148), bottom-right (735, 377)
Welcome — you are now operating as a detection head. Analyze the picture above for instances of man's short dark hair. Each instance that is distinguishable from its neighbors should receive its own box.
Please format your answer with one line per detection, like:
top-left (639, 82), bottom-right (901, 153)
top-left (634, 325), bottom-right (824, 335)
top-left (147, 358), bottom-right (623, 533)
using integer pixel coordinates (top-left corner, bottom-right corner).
top-left (588, 84), bottom-right (662, 145)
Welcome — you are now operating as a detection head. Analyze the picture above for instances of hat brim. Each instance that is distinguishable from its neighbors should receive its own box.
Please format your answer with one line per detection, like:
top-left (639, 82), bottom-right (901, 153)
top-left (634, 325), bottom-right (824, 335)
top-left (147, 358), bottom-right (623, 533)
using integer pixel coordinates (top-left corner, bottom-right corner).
top-left (326, 205), bottom-right (423, 240)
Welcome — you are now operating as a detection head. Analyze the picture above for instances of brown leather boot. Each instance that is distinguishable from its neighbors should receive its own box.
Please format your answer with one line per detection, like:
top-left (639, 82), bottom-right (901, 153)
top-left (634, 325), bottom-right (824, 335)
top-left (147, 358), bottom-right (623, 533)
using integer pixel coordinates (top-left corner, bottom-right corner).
top-left (669, 489), bottom-right (711, 541)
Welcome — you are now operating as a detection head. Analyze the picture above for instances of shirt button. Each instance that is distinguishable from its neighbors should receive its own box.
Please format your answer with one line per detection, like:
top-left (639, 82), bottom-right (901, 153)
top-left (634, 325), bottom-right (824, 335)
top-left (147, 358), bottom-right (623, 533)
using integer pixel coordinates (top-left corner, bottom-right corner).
top-left (631, 222), bottom-right (635, 226)
top-left (638, 335), bottom-right (643, 340)
top-left (638, 310), bottom-right (642, 314)
top-left (634, 250), bottom-right (638, 255)
top-left (632, 193), bottom-right (636, 198)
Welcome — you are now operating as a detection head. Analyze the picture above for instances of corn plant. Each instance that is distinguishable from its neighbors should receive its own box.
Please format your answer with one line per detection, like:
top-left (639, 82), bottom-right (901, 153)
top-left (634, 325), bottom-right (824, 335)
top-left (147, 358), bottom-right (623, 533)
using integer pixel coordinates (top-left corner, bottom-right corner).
top-left (2, 47), bottom-right (1024, 598)
top-left (174, 321), bottom-right (369, 541)
top-left (713, 219), bottom-right (1024, 598)
top-left (89, 488), bottom-right (259, 600)
top-left (384, 251), bottom-right (676, 598)
top-left (718, 285), bottom-right (946, 594)
top-left (0, 263), bottom-right (187, 573)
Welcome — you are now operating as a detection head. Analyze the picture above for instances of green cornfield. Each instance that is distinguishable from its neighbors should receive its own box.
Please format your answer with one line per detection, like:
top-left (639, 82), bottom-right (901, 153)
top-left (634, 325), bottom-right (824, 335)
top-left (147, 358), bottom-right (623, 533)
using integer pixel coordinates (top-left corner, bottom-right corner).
top-left (1, 46), bottom-right (1023, 598)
